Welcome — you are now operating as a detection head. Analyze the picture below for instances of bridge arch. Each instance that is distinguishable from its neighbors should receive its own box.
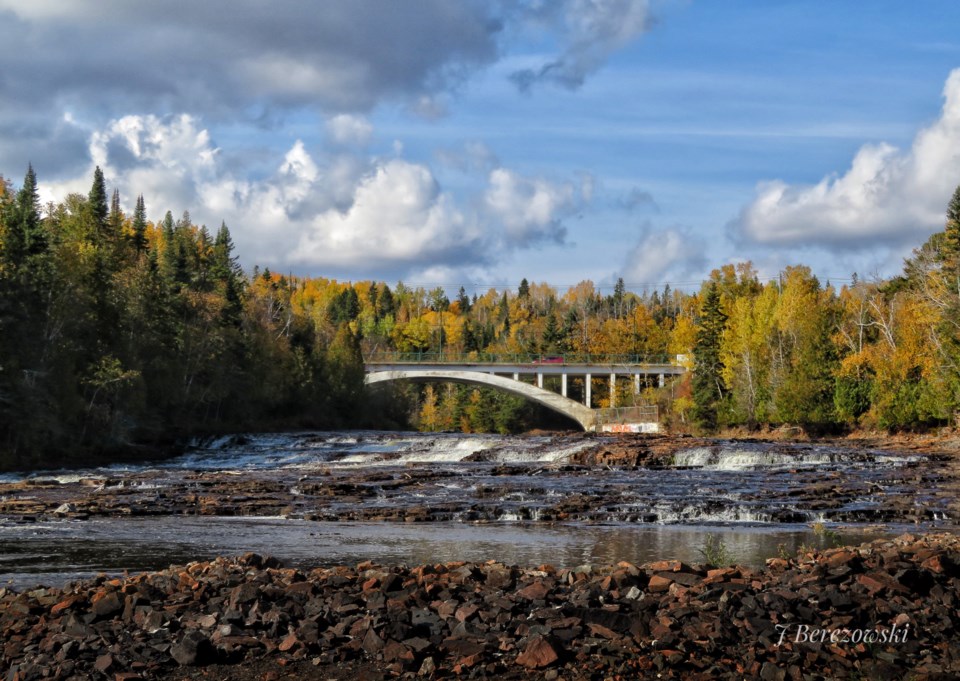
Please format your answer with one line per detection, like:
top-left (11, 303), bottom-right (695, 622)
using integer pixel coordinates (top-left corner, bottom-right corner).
top-left (365, 369), bottom-right (597, 431)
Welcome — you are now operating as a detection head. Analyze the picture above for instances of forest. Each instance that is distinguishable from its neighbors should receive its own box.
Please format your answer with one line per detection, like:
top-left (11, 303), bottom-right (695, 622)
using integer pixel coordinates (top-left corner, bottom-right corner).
top-left (2, 166), bottom-right (960, 469)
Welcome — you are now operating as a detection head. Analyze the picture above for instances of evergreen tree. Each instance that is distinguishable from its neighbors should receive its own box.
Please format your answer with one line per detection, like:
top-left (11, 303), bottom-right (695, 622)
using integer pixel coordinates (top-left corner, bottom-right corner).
top-left (88, 166), bottom-right (108, 237)
top-left (691, 283), bottom-right (727, 431)
top-left (456, 286), bottom-right (471, 313)
top-left (377, 285), bottom-right (395, 320)
top-left (131, 195), bottom-right (148, 254)
top-left (11, 164), bottom-right (44, 261)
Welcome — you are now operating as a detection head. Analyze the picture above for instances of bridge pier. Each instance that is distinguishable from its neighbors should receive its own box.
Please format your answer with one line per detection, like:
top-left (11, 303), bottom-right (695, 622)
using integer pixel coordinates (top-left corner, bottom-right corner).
top-left (585, 373), bottom-right (592, 408)
top-left (537, 372), bottom-right (544, 388)
top-left (610, 373), bottom-right (616, 408)
top-left (561, 374), bottom-right (568, 397)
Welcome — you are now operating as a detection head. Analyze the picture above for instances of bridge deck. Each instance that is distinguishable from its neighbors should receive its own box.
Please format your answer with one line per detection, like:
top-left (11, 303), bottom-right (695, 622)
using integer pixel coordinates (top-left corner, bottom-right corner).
top-left (364, 362), bottom-right (685, 376)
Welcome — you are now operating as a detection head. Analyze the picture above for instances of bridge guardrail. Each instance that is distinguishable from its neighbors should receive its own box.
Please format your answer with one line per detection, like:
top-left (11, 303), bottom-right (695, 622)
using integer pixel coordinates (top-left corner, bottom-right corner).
top-left (364, 352), bottom-right (677, 366)
top-left (595, 405), bottom-right (659, 424)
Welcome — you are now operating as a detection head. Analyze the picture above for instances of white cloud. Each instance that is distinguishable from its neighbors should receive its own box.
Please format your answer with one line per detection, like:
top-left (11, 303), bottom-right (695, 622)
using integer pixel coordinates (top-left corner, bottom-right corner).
top-left (484, 168), bottom-right (578, 245)
top-left (621, 226), bottom-right (706, 284)
top-left (290, 158), bottom-right (483, 270)
top-left (38, 113), bottom-right (593, 279)
top-left (733, 68), bottom-right (960, 248)
top-left (325, 114), bottom-right (373, 147)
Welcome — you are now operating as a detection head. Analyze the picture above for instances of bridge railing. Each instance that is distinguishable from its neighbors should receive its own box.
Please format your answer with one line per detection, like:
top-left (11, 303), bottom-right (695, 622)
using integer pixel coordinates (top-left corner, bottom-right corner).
top-left (595, 405), bottom-right (659, 424)
top-left (364, 351), bottom-right (676, 366)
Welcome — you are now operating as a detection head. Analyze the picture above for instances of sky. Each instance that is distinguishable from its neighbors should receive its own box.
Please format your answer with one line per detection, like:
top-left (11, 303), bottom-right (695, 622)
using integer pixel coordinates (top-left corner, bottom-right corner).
top-left (3, 0), bottom-right (960, 295)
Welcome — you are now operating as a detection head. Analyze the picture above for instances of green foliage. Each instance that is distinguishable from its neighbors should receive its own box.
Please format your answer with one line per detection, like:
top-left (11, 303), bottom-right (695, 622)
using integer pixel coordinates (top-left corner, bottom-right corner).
top-left (0, 166), bottom-right (376, 471)
top-left (691, 283), bottom-right (727, 431)
top-left (699, 534), bottom-right (732, 567)
top-left (6, 167), bottom-right (960, 462)
top-left (834, 373), bottom-right (872, 423)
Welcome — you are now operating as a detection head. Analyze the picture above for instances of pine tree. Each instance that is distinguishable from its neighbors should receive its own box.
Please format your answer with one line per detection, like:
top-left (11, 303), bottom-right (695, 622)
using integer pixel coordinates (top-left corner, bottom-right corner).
top-left (691, 283), bottom-right (727, 431)
top-left (14, 164), bottom-right (44, 261)
top-left (131, 195), bottom-right (148, 254)
top-left (88, 166), bottom-right (108, 238)
top-left (456, 286), bottom-right (471, 313)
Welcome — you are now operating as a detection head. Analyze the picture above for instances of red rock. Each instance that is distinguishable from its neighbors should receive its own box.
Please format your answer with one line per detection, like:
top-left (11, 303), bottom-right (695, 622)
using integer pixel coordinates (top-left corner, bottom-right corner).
top-left (383, 640), bottom-right (414, 663)
top-left (648, 560), bottom-right (682, 572)
top-left (648, 575), bottom-right (673, 592)
top-left (455, 603), bottom-right (479, 622)
top-left (94, 653), bottom-right (113, 672)
top-left (50, 596), bottom-right (80, 616)
top-left (91, 591), bottom-right (123, 617)
top-left (278, 633), bottom-right (299, 652)
top-left (517, 580), bottom-right (549, 600)
top-left (362, 628), bottom-right (385, 655)
top-left (587, 623), bottom-right (619, 640)
top-left (515, 635), bottom-right (559, 668)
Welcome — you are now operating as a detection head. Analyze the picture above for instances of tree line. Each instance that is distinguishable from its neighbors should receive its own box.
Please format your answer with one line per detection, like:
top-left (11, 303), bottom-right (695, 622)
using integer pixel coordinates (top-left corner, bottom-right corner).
top-left (0, 166), bottom-right (394, 471)
top-left (3, 166), bottom-right (959, 469)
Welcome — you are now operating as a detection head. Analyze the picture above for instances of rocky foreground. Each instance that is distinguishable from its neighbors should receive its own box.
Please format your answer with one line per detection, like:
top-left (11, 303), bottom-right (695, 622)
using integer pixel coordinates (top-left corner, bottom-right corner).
top-left (3, 533), bottom-right (960, 680)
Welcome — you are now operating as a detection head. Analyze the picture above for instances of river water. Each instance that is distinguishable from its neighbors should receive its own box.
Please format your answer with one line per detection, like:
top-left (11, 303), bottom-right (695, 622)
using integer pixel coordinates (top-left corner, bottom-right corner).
top-left (0, 431), bottom-right (954, 591)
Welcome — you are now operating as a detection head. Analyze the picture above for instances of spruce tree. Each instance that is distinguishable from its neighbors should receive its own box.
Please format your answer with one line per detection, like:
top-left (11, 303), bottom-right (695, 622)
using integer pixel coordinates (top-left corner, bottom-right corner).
top-left (132, 195), bottom-right (148, 254)
top-left (14, 164), bottom-right (44, 260)
top-left (88, 166), bottom-right (108, 237)
top-left (691, 283), bottom-right (727, 431)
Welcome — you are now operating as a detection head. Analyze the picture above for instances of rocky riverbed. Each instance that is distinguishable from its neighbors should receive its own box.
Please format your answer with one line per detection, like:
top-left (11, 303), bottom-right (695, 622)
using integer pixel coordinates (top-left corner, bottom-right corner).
top-left (3, 533), bottom-right (960, 680)
top-left (1, 433), bottom-right (958, 526)
top-left (3, 432), bottom-right (960, 679)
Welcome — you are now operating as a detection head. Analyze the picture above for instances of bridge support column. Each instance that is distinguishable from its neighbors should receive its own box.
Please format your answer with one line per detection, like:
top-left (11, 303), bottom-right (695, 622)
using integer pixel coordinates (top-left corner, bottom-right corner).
top-left (513, 372), bottom-right (519, 382)
top-left (561, 373), bottom-right (568, 397)
top-left (585, 373), bottom-right (592, 408)
top-left (610, 373), bottom-right (616, 407)
top-left (659, 373), bottom-right (665, 388)
top-left (537, 372), bottom-right (543, 389)
top-left (634, 373), bottom-right (641, 394)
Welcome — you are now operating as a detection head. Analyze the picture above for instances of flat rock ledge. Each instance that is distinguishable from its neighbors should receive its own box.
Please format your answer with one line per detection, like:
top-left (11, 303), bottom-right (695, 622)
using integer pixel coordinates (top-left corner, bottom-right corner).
top-left (3, 533), bottom-right (960, 680)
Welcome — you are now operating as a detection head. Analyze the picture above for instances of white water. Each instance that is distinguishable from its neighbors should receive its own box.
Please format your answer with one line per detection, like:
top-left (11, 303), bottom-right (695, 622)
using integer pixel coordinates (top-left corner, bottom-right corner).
top-left (673, 446), bottom-right (853, 470)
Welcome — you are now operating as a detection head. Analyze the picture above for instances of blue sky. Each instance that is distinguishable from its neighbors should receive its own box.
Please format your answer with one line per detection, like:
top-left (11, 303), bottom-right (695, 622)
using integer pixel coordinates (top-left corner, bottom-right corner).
top-left (3, 0), bottom-right (960, 294)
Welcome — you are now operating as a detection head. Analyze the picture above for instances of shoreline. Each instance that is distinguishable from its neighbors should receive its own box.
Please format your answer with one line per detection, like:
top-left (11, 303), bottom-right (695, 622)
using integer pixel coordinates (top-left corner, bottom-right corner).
top-left (4, 532), bottom-right (960, 680)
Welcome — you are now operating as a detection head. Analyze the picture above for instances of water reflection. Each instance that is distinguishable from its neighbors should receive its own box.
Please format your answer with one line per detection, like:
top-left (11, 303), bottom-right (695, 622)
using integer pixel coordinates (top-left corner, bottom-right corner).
top-left (0, 517), bottom-right (899, 591)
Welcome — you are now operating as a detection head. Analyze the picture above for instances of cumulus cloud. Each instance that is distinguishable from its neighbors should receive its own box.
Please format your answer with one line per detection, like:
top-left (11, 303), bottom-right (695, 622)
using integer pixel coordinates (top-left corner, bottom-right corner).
top-left (732, 68), bottom-right (960, 249)
top-left (620, 225), bottom-right (707, 284)
top-left (290, 159), bottom-right (483, 271)
top-left (484, 168), bottom-right (581, 246)
top-left (41, 113), bottom-right (586, 280)
top-left (511, 0), bottom-right (651, 91)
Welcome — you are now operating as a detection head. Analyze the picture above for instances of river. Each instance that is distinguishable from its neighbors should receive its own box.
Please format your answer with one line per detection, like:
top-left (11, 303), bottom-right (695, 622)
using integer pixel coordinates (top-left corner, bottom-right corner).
top-left (1, 431), bottom-right (956, 591)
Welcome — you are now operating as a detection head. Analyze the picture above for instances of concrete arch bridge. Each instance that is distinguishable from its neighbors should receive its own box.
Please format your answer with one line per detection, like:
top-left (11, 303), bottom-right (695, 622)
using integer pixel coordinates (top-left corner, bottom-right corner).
top-left (363, 355), bottom-right (686, 432)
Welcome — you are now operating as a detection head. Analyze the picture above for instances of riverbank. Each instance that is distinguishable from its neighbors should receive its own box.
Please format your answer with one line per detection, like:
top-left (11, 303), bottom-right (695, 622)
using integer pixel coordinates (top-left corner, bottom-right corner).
top-left (3, 532), bottom-right (959, 680)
